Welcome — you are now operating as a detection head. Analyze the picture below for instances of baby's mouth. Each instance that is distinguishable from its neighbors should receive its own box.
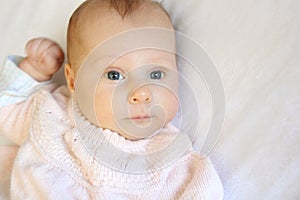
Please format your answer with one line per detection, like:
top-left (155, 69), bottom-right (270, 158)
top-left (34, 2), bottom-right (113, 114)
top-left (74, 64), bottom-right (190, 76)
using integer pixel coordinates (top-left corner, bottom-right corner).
top-left (130, 115), bottom-right (152, 120)
top-left (124, 115), bottom-right (155, 126)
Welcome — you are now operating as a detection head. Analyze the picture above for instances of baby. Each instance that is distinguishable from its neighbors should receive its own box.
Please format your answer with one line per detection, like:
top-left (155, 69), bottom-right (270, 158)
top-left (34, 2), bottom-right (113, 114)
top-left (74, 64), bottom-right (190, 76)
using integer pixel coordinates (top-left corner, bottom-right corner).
top-left (0, 0), bottom-right (223, 199)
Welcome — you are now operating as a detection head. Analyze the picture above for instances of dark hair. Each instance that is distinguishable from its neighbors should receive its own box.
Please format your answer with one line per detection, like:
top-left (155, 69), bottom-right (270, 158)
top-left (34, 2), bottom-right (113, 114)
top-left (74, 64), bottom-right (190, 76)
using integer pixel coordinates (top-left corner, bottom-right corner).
top-left (71, 0), bottom-right (143, 21)
top-left (110, 0), bottom-right (142, 18)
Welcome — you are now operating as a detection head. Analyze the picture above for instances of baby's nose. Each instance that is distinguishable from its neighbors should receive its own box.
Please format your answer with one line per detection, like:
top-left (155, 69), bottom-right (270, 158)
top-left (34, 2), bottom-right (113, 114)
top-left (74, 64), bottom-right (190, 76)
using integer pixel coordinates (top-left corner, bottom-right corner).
top-left (129, 86), bottom-right (152, 104)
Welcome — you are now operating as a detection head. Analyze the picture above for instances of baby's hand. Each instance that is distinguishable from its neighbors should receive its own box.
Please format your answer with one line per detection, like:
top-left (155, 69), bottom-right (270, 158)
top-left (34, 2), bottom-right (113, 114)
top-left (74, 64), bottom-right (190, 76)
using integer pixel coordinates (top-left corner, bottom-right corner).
top-left (19, 37), bottom-right (65, 82)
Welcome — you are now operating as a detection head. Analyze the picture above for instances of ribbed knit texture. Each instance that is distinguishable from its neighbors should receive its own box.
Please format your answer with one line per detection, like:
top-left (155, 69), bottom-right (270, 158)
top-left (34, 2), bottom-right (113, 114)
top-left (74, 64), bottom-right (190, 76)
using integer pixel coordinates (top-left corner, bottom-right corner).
top-left (6, 87), bottom-right (223, 199)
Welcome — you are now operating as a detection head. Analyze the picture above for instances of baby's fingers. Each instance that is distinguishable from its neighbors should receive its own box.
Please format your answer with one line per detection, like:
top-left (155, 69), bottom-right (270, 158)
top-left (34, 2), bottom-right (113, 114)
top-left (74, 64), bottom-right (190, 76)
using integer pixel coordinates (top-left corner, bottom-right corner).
top-left (39, 45), bottom-right (65, 76)
top-left (25, 37), bottom-right (45, 59)
top-left (27, 38), bottom-right (64, 70)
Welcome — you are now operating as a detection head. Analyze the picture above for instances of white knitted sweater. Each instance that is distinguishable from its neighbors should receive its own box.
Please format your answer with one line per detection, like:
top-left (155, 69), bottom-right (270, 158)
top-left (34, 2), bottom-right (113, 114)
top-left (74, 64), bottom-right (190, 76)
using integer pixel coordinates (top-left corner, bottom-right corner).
top-left (0, 57), bottom-right (223, 199)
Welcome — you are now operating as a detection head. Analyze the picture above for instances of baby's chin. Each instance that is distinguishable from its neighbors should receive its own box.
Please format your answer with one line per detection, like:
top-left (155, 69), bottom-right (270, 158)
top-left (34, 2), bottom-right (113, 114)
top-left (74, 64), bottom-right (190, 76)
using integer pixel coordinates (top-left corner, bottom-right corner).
top-left (94, 109), bottom-right (174, 140)
top-left (107, 127), bottom-right (160, 141)
top-left (118, 132), bottom-right (145, 141)
top-left (99, 120), bottom-right (168, 141)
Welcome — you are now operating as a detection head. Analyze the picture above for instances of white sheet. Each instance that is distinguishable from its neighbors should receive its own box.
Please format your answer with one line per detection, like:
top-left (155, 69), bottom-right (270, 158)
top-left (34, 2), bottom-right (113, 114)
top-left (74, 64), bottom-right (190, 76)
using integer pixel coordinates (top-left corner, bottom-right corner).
top-left (0, 0), bottom-right (299, 199)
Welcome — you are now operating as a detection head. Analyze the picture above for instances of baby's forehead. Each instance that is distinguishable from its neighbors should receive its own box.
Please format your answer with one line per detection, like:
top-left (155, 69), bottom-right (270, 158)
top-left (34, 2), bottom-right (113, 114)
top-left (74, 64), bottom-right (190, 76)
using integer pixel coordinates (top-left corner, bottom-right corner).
top-left (111, 49), bottom-right (176, 62)
top-left (69, 1), bottom-right (174, 73)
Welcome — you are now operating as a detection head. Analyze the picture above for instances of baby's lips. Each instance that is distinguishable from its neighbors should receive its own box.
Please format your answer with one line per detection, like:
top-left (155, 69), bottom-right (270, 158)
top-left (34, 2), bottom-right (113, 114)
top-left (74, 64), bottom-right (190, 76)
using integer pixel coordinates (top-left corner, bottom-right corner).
top-left (129, 115), bottom-right (152, 120)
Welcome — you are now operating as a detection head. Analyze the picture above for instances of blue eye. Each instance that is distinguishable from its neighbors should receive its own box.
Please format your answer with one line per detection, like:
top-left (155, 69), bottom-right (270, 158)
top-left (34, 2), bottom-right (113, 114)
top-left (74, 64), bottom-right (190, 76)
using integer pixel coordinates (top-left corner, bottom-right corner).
top-left (150, 70), bottom-right (165, 80)
top-left (105, 70), bottom-right (124, 80)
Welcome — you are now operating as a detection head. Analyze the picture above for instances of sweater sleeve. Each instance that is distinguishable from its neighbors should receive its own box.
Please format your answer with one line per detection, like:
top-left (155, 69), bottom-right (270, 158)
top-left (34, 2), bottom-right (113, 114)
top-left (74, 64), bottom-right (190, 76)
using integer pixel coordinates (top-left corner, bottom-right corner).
top-left (0, 55), bottom-right (51, 108)
top-left (0, 56), bottom-right (52, 145)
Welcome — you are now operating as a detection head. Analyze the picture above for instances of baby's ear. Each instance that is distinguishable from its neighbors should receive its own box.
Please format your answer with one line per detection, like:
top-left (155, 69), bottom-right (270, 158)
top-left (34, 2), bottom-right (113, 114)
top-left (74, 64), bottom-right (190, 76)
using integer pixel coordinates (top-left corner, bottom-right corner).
top-left (64, 63), bottom-right (75, 93)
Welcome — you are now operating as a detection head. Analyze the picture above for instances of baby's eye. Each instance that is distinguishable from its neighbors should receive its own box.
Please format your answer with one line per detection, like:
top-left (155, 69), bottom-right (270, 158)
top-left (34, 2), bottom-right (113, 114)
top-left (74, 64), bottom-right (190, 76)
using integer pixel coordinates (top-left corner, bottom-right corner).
top-left (150, 70), bottom-right (165, 80)
top-left (104, 70), bottom-right (125, 80)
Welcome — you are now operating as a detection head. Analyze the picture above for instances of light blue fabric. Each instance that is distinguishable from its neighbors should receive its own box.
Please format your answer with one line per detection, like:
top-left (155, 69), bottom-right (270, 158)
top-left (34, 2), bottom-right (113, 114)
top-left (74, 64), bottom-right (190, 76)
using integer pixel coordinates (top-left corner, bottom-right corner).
top-left (0, 55), bottom-right (50, 108)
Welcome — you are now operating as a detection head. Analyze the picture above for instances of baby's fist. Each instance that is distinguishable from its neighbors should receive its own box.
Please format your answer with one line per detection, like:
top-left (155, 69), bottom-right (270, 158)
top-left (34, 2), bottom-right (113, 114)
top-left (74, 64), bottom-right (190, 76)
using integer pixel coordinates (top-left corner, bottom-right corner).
top-left (19, 37), bottom-right (65, 82)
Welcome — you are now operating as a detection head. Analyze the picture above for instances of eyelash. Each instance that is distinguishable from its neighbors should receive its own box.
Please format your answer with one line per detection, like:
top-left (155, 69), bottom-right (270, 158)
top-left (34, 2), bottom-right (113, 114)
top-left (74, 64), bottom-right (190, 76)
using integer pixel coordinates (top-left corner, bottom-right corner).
top-left (149, 70), bottom-right (165, 80)
top-left (104, 69), bottom-right (166, 81)
top-left (104, 70), bottom-right (125, 80)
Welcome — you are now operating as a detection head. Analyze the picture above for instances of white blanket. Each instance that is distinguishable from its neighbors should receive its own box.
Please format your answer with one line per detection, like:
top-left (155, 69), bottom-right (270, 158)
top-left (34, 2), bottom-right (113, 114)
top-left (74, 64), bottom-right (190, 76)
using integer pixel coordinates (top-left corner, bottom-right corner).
top-left (0, 0), bottom-right (299, 199)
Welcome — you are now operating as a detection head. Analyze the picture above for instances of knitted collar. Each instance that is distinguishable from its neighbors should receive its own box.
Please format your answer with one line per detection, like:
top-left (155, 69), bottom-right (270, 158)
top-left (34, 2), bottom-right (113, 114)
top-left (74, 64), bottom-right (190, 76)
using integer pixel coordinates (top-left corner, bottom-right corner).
top-left (32, 93), bottom-right (192, 189)
top-left (67, 98), bottom-right (192, 174)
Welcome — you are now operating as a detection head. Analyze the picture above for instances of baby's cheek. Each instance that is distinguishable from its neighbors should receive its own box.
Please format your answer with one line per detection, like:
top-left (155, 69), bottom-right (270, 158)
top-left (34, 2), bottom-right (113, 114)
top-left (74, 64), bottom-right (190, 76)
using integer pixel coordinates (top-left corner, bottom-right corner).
top-left (156, 88), bottom-right (179, 123)
top-left (166, 95), bottom-right (179, 121)
top-left (94, 86), bottom-right (114, 123)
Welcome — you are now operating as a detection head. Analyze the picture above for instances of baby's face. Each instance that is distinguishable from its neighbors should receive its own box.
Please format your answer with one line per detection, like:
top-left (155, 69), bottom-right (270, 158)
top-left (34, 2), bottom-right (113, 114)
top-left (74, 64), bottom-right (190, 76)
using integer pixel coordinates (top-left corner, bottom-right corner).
top-left (94, 49), bottom-right (178, 140)
top-left (68, 2), bottom-right (178, 139)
